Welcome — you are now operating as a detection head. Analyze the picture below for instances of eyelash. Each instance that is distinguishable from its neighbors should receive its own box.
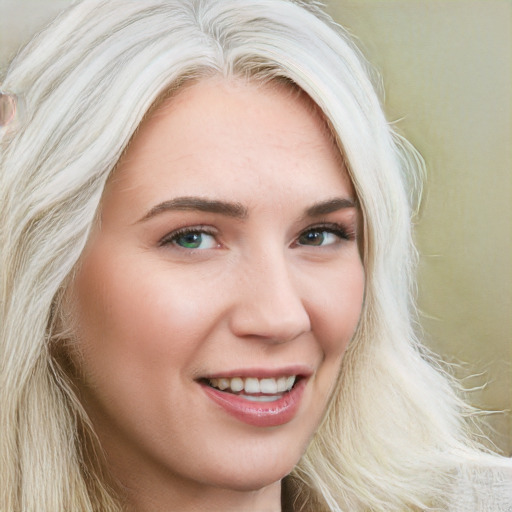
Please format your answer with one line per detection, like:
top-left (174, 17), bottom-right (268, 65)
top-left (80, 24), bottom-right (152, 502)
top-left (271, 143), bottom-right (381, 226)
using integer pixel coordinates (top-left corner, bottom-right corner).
top-left (158, 222), bottom-right (355, 250)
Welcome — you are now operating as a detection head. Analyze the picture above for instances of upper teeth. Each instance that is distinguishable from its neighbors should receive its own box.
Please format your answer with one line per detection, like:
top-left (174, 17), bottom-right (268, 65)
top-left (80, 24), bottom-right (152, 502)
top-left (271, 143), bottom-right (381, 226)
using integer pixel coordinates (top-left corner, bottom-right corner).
top-left (208, 376), bottom-right (296, 394)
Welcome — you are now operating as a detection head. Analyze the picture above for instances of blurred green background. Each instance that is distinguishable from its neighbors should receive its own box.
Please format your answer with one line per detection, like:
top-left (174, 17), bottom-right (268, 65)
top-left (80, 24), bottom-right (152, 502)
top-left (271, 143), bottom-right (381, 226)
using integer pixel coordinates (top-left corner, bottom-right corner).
top-left (325, 0), bottom-right (511, 455)
top-left (1, 0), bottom-right (510, 454)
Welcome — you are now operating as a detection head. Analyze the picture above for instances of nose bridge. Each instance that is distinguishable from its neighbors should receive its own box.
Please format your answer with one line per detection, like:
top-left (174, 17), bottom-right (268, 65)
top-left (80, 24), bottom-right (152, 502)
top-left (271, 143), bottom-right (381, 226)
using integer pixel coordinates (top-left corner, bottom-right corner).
top-left (229, 245), bottom-right (311, 343)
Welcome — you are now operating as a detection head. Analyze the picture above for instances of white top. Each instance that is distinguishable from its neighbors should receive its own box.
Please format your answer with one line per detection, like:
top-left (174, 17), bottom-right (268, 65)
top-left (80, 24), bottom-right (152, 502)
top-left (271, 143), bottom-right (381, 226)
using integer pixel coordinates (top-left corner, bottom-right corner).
top-left (448, 464), bottom-right (512, 512)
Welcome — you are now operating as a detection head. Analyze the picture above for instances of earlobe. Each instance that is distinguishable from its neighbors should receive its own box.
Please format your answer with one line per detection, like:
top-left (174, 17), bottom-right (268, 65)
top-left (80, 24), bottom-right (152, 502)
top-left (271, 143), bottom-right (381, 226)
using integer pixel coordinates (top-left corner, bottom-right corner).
top-left (48, 275), bottom-right (81, 351)
top-left (0, 91), bottom-right (18, 127)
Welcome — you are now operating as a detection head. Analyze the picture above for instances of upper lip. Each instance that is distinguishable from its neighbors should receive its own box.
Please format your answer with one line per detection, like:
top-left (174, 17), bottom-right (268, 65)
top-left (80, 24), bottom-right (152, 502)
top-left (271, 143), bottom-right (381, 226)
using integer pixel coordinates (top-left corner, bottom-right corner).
top-left (199, 365), bottom-right (314, 380)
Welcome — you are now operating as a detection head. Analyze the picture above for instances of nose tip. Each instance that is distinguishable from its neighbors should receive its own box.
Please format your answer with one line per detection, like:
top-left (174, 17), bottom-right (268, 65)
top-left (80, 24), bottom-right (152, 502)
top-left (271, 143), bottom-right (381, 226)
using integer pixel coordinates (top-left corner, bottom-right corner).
top-left (228, 262), bottom-right (311, 344)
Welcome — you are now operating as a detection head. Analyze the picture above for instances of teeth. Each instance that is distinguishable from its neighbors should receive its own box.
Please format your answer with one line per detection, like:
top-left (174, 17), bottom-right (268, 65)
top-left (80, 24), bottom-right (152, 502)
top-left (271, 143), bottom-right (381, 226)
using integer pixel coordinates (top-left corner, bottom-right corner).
top-left (217, 378), bottom-right (229, 390)
top-left (208, 376), bottom-right (297, 394)
top-left (244, 378), bottom-right (260, 394)
top-left (240, 394), bottom-right (281, 402)
top-left (260, 378), bottom-right (278, 394)
top-left (230, 377), bottom-right (244, 393)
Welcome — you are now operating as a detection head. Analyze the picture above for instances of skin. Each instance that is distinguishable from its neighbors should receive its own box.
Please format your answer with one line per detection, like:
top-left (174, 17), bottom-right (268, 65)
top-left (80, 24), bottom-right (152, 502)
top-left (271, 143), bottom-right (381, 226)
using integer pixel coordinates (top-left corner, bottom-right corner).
top-left (67, 78), bottom-right (365, 512)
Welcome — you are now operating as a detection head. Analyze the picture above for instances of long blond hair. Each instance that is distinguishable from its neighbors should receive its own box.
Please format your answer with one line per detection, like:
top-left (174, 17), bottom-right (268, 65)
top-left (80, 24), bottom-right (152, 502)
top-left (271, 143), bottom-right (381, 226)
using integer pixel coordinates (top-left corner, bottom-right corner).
top-left (1, 1), bottom-right (509, 511)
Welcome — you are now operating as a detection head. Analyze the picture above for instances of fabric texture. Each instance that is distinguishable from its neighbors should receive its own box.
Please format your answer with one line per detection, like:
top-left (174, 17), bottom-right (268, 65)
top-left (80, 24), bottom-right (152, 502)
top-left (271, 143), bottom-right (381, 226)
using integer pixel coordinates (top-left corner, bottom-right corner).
top-left (447, 464), bottom-right (512, 512)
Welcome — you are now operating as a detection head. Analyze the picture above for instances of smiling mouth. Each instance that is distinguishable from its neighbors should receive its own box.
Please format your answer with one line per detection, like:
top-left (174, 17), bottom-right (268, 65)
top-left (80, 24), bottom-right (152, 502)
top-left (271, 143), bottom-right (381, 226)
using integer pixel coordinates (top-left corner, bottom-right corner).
top-left (202, 375), bottom-right (299, 402)
top-left (199, 373), bottom-right (307, 426)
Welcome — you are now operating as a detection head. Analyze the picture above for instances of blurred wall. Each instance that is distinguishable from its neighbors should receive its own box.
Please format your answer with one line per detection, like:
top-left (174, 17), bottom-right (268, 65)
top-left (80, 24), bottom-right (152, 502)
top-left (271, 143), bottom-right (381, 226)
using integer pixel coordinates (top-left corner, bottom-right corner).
top-left (325, 0), bottom-right (511, 455)
top-left (1, 0), bottom-right (510, 454)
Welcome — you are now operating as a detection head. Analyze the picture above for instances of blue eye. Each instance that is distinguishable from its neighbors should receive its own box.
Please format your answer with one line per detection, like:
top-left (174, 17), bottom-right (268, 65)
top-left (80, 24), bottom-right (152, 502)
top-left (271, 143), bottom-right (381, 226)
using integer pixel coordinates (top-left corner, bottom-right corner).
top-left (297, 226), bottom-right (348, 247)
top-left (162, 229), bottom-right (218, 250)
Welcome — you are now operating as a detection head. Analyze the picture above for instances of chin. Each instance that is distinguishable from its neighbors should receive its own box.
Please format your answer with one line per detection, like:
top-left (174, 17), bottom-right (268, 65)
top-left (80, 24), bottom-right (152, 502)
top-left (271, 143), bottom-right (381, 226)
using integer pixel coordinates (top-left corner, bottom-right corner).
top-left (201, 451), bottom-right (300, 493)
top-left (216, 468), bottom-right (292, 493)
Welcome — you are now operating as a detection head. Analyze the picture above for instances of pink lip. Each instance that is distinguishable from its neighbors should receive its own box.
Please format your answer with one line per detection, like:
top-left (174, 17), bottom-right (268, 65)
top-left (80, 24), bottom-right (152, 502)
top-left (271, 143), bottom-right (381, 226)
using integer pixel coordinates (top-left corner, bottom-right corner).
top-left (200, 378), bottom-right (307, 427)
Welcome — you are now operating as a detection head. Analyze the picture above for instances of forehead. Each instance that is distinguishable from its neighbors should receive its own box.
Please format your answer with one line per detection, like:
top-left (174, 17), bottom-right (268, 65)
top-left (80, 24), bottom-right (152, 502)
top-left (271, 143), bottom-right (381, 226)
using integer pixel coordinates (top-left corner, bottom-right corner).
top-left (102, 77), bottom-right (353, 218)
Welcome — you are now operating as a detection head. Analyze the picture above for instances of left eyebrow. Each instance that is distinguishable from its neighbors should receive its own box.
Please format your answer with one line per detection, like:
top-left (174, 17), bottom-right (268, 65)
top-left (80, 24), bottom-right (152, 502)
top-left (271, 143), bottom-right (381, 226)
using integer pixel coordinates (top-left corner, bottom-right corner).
top-left (304, 197), bottom-right (358, 218)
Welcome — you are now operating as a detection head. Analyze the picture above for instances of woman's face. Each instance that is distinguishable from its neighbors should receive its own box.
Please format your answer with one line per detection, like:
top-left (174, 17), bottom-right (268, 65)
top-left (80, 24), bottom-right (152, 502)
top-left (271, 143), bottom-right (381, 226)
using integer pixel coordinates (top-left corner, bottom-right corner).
top-left (68, 78), bottom-right (364, 502)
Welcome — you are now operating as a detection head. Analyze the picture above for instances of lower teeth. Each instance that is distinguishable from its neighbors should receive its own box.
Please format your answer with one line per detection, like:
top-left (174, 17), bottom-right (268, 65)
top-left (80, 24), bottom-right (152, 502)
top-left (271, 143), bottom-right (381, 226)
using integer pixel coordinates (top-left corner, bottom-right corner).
top-left (240, 394), bottom-right (282, 402)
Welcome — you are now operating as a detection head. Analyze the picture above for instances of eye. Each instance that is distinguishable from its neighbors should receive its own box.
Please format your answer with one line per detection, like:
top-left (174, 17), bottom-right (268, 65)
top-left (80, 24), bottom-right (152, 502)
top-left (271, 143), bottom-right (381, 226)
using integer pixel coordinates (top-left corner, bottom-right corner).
top-left (160, 228), bottom-right (218, 250)
top-left (296, 224), bottom-right (350, 247)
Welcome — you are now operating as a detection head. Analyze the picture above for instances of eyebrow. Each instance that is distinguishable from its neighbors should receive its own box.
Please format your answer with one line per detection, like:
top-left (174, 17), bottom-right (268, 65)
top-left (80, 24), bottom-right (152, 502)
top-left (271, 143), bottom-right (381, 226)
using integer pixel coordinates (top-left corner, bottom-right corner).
top-left (138, 195), bottom-right (357, 223)
top-left (304, 197), bottom-right (358, 217)
top-left (138, 196), bottom-right (249, 222)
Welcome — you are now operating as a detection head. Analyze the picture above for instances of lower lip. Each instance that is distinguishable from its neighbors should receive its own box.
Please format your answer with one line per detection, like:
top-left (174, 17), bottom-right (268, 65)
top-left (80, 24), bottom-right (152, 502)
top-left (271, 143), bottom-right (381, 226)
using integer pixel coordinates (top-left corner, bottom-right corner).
top-left (201, 378), bottom-right (306, 427)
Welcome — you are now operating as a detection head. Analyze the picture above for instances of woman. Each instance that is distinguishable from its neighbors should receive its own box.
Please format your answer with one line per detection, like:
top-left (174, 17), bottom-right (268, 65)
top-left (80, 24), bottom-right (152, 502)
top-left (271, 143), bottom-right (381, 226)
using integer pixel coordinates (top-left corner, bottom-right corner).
top-left (0, 1), bottom-right (510, 511)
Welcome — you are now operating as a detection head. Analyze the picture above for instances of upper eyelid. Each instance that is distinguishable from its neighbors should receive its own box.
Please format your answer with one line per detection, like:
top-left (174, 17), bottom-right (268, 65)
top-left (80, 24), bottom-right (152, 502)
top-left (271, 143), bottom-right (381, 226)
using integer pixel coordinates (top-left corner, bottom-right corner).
top-left (301, 221), bottom-right (344, 229)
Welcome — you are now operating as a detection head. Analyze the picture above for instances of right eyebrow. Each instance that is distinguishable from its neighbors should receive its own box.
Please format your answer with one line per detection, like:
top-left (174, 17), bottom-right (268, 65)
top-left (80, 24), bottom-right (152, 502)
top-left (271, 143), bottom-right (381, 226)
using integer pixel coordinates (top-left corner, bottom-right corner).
top-left (137, 196), bottom-right (249, 223)
top-left (304, 197), bottom-right (358, 218)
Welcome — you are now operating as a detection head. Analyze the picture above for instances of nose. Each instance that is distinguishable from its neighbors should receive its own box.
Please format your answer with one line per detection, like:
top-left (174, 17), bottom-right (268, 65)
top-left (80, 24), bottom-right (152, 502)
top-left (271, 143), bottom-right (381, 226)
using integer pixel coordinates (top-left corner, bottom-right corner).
top-left (228, 250), bottom-right (312, 343)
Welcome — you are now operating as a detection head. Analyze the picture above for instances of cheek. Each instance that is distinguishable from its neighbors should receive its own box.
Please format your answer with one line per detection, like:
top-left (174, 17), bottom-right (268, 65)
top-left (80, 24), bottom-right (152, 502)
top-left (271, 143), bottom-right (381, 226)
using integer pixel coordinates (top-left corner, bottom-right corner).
top-left (305, 260), bottom-right (364, 420)
top-left (68, 247), bottom-right (221, 385)
top-left (307, 258), bottom-right (365, 359)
